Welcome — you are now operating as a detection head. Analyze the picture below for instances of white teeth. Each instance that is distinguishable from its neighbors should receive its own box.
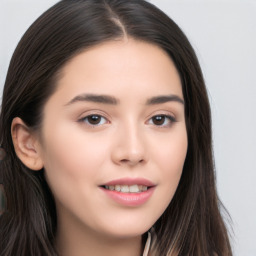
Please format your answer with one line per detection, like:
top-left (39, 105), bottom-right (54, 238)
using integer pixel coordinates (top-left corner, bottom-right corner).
top-left (129, 184), bottom-right (140, 193)
top-left (120, 185), bottom-right (129, 193)
top-left (142, 186), bottom-right (147, 191)
top-left (109, 185), bottom-right (115, 191)
top-left (115, 185), bottom-right (121, 192)
top-left (104, 184), bottom-right (149, 193)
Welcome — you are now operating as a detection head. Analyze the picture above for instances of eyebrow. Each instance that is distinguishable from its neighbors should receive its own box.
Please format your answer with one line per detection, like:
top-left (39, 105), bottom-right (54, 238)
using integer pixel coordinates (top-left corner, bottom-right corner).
top-left (65, 93), bottom-right (184, 106)
top-left (146, 95), bottom-right (184, 105)
top-left (65, 94), bottom-right (119, 106)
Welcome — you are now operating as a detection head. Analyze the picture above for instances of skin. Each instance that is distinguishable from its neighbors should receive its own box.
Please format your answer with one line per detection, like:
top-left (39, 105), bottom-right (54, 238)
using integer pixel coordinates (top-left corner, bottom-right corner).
top-left (12, 39), bottom-right (187, 256)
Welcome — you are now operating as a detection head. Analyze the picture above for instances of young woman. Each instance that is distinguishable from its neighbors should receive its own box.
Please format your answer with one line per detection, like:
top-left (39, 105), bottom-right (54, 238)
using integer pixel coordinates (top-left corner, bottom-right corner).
top-left (0, 0), bottom-right (232, 255)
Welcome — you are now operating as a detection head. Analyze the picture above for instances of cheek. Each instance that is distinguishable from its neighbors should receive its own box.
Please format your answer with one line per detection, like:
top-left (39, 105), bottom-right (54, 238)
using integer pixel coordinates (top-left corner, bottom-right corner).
top-left (43, 121), bottom-right (108, 168)
top-left (153, 125), bottom-right (187, 172)
top-left (152, 127), bottom-right (187, 199)
top-left (40, 123), bottom-right (110, 201)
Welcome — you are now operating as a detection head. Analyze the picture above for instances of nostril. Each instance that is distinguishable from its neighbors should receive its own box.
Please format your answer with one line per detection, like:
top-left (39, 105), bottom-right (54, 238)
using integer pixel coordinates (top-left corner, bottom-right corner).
top-left (120, 159), bottom-right (129, 163)
top-left (119, 158), bottom-right (145, 166)
top-left (111, 143), bottom-right (147, 166)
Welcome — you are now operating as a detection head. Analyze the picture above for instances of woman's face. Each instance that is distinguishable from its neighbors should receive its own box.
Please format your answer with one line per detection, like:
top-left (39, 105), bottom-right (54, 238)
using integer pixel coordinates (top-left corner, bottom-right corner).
top-left (38, 39), bottom-right (187, 238)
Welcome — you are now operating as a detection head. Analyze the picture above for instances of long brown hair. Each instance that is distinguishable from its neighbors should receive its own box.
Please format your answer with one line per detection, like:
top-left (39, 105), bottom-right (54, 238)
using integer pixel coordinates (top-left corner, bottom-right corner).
top-left (0, 0), bottom-right (232, 255)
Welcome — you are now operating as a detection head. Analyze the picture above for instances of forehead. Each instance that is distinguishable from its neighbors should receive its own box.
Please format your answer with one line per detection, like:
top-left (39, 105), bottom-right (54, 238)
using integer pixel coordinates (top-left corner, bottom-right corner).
top-left (52, 39), bottom-right (183, 102)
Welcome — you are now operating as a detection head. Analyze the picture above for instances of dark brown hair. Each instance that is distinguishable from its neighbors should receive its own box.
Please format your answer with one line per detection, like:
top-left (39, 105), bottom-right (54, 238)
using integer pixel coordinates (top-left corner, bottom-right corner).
top-left (0, 0), bottom-right (232, 255)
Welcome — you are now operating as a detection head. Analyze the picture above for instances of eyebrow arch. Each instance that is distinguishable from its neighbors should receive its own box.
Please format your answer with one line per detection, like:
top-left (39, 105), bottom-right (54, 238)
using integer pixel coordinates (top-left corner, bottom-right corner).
top-left (65, 93), bottom-right (184, 106)
top-left (146, 95), bottom-right (184, 105)
top-left (65, 93), bottom-right (119, 106)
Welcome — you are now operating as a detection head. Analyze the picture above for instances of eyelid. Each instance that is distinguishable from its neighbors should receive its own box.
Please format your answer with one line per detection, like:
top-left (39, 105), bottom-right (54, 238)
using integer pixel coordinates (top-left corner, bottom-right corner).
top-left (77, 109), bottom-right (110, 120)
top-left (80, 115), bottom-right (108, 124)
top-left (146, 112), bottom-right (177, 127)
top-left (77, 110), bottom-right (111, 127)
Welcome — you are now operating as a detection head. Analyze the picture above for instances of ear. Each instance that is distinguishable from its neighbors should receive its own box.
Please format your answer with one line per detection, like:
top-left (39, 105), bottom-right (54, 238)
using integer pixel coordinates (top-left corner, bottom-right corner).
top-left (11, 117), bottom-right (44, 171)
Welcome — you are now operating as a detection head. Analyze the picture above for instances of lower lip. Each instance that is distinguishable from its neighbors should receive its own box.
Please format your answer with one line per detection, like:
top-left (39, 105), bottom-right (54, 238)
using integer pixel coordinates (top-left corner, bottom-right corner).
top-left (100, 187), bottom-right (155, 207)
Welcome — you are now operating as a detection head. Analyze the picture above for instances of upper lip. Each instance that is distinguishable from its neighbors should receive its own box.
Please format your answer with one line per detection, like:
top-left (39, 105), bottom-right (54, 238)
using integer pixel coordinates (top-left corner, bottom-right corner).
top-left (101, 177), bottom-right (155, 187)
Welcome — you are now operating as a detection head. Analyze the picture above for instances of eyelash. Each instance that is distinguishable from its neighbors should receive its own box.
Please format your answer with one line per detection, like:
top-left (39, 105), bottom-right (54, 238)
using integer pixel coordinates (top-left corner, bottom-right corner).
top-left (147, 114), bottom-right (176, 127)
top-left (78, 114), bottom-right (176, 128)
top-left (78, 114), bottom-right (109, 127)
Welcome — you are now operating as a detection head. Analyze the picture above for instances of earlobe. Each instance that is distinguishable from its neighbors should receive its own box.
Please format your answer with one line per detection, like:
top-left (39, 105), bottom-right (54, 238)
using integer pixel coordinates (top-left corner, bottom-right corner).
top-left (11, 117), bottom-right (44, 171)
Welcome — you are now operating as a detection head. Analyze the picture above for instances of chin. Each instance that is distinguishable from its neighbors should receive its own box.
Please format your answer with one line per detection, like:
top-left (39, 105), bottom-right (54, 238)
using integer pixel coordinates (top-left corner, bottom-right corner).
top-left (95, 214), bottom-right (155, 239)
top-left (101, 228), bottom-right (149, 240)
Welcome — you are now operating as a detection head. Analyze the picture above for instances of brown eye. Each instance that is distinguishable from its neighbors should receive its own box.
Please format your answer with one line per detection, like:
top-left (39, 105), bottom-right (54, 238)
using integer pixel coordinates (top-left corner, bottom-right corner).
top-left (87, 115), bottom-right (101, 124)
top-left (80, 115), bottom-right (108, 126)
top-left (152, 115), bottom-right (165, 125)
top-left (149, 115), bottom-right (176, 127)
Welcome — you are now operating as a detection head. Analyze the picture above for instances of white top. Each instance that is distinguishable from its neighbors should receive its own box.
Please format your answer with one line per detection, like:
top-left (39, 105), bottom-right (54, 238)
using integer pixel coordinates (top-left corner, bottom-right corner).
top-left (142, 232), bottom-right (151, 256)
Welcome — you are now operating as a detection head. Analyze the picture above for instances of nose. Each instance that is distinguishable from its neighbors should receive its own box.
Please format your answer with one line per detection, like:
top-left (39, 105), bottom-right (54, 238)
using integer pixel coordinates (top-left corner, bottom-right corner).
top-left (111, 123), bottom-right (147, 167)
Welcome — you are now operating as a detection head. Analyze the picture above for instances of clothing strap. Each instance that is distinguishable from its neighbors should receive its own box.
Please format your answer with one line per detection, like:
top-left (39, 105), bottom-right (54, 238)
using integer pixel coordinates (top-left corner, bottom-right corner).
top-left (142, 232), bottom-right (151, 256)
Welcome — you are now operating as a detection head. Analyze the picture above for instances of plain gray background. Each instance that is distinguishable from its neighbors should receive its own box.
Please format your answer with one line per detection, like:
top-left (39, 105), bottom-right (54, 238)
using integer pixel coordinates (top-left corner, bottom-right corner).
top-left (0, 0), bottom-right (255, 255)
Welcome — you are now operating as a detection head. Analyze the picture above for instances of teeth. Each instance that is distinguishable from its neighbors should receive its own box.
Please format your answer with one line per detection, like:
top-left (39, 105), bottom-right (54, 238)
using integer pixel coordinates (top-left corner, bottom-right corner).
top-left (115, 185), bottom-right (121, 192)
top-left (109, 185), bottom-right (115, 191)
top-left (120, 185), bottom-right (129, 193)
top-left (142, 186), bottom-right (147, 191)
top-left (130, 184), bottom-right (140, 193)
top-left (104, 184), bottom-right (148, 193)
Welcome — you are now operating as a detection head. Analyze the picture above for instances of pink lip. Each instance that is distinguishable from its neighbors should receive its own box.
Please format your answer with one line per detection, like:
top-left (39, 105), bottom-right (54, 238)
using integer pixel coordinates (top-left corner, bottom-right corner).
top-left (99, 177), bottom-right (156, 207)
top-left (100, 187), bottom-right (155, 206)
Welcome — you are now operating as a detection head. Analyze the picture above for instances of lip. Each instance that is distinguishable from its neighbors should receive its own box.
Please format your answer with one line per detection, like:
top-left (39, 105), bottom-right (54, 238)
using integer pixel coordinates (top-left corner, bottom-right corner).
top-left (99, 177), bottom-right (156, 207)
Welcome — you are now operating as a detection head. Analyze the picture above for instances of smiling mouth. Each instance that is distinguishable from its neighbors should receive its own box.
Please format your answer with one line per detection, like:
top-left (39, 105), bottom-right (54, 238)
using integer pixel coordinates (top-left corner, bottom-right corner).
top-left (100, 180), bottom-right (156, 206)
top-left (103, 184), bottom-right (149, 193)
